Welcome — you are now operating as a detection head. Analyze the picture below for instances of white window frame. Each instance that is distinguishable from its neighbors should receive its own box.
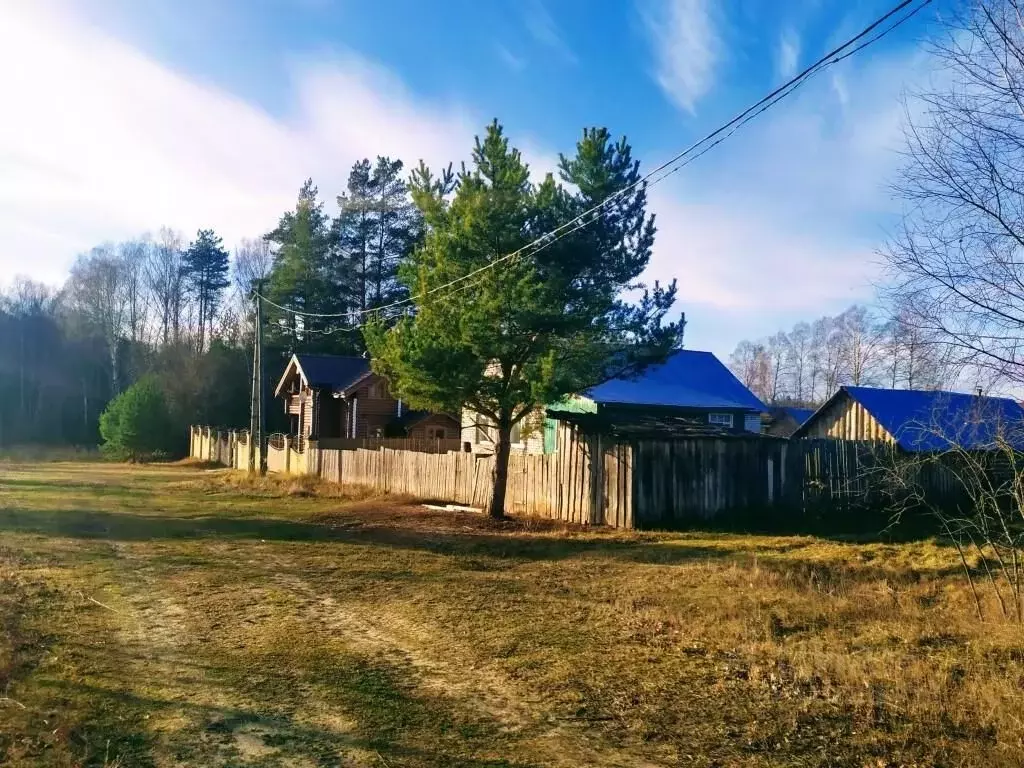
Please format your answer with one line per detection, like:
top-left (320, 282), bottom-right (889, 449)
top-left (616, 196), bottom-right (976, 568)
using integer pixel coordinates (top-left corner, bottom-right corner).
top-left (475, 419), bottom-right (493, 445)
top-left (708, 413), bottom-right (734, 428)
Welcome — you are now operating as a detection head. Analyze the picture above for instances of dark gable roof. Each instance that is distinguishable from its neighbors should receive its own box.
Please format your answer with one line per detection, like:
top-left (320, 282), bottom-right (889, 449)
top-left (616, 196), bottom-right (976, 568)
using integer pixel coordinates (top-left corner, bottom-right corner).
top-left (800, 386), bottom-right (1024, 452)
top-left (585, 350), bottom-right (767, 412)
top-left (295, 354), bottom-right (371, 390)
top-left (781, 406), bottom-right (814, 425)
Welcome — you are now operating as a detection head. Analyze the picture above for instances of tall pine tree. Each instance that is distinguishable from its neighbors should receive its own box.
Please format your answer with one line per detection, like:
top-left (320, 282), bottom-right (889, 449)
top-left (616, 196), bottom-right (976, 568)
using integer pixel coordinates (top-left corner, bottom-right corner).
top-left (367, 122), bottom-right (682, 518)
top-left (265, 180), bottom-right (347, 352)
top-left (182, 229), bottom-right (230, 353)
top-left (367, 156), bottom-right (419, 308)
top-left (334, 157), bottom-right (419, 317)
top-left (333, 161), bottom-right (376, 314)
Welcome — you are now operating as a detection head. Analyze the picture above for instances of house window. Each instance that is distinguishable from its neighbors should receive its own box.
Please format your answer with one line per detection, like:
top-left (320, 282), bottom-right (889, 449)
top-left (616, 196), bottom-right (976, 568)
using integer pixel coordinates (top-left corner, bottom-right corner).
top-left (510, 420), bottom-right (523, 445)
top-left (708, 413), bottom-right (734, 428)
top-left (475, 417), bottom-right (493, 444)
top-left (427, 426), bottom-right (446, 440)
top-left (368, 380), bottom-right (387, 399)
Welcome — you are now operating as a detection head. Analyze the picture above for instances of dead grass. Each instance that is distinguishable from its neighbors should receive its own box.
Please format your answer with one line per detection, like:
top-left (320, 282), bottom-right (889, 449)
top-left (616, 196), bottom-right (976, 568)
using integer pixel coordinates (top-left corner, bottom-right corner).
top-left (179, 468), bottom-right (390, 500)
top-left (0, 444), bottom-right (101, 463)
top-left (1, 462), bottom-right (1023, 767)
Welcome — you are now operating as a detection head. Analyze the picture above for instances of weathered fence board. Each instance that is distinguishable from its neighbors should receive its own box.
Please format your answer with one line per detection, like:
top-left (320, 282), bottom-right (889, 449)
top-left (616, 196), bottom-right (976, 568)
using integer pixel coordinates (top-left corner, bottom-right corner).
top-left (315, 437), bottom-right (462, 453)
top-left (190, 424), bottom-right (969, 530)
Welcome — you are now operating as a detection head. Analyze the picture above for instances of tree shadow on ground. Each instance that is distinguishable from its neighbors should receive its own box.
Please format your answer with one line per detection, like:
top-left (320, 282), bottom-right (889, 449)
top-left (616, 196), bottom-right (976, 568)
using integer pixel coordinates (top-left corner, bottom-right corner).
top-left (0, 505), bottom-right (966, 581)
top-left (43, 678), bottom-right (538, 768)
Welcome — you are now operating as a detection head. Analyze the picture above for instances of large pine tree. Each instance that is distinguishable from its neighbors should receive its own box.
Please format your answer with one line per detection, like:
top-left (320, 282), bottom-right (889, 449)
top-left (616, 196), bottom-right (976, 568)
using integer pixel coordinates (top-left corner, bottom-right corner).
top-left (182, 229), bottom-right (230, 353)
top-left (333, 160), bottom-right (376, 314)
top-left (367, 122), bottom-right (682, 517)
top-left (334, 157), bottom-right (419, 317)
top-left (264, 180), bottom-right (347, 352)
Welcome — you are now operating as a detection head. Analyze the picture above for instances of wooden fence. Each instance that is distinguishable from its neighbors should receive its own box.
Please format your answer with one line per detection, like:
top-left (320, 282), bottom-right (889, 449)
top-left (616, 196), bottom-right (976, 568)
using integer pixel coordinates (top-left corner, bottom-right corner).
top-left (316, 437), bottom-right (462, 454)
top-left (188, 425), bottom-right (960, 530)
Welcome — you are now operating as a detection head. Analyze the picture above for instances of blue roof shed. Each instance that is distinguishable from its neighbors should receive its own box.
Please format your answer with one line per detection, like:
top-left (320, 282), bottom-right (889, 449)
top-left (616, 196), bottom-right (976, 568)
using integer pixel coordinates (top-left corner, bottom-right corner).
top-left (794, 386), bottom-right (1024, 452)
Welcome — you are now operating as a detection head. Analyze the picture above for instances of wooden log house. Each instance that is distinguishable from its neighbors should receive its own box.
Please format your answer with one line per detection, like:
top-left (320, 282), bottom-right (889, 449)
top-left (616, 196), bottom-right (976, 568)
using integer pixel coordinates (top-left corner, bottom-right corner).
top-left (273, 354), bottom-right (459, 442)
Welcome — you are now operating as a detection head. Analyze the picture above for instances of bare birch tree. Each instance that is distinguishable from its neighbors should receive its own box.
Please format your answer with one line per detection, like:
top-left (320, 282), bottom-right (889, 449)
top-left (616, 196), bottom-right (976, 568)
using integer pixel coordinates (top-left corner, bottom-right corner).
top-left (786, 321), bottom-right (813, 402)
top-left (67, 246), bottom-right (130, 395)
top-left (766, 332), bottom-right (791, 404)
top-left (146, 227), bottom-right (186, 346)
top-left (885, 0), bottom-right (1024, 386)
top-left (837, 305), bottom-right (883, 386)
top-left (234, 237), bottom-right (273, 299)
top-left (119, 239), bottom-right (148, 345)
top-left (729, 340), bottom-right (771, 402)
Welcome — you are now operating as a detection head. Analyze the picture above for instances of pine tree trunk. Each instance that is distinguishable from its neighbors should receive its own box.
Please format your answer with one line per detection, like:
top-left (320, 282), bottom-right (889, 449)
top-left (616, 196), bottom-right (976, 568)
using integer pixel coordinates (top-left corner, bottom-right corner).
top-left (488, 422), bottom-right (511, 519)
top-left (197, 284), bottom-right (206, 353)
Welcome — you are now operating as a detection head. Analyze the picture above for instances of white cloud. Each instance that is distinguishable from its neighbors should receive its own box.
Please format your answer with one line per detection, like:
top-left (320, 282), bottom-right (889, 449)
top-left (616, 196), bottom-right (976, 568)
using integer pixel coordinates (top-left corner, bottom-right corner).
top-left (0, 3), bottom-right (478, 281)
top-left (776, 28), bottom-right (800, 80)
top-left (641, 48), bottom-right (930, 358)
top-left (641, 0), bottom-right (720, 113)
top-left (0, 1), bottom-right (933, 365)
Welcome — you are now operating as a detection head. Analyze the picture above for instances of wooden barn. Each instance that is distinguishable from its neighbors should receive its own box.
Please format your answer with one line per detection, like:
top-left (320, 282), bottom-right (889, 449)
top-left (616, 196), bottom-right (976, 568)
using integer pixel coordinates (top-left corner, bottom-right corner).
top-left (273, 354), bottom-right (459, 442)
top-left (793, 386), bottom-right (1024, 451)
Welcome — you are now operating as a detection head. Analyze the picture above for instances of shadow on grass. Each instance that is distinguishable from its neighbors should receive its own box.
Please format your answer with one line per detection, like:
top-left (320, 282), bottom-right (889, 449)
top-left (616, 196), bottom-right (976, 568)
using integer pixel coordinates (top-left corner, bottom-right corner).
top-left (0, 505), bottom-right (737, 562)
top-left (0, 506), bottom-right (966, 582)
top-left (52, 671), bottom-right (539, 768)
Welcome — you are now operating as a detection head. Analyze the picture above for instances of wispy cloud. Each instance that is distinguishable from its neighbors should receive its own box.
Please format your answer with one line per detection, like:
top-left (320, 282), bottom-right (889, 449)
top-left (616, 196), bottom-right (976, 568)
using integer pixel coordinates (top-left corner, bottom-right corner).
top-left (0, 1), bottom-right (934, 363)
top-left (776, 27), bottom-right (800, 80)
top-left (641, 48), bottom-right (934, 356)
top-left (641, 0), bottom-right (720, 113)
top-left (0, 3), bottom-right (479, 281)
top-left (524, 0), bottom-right (577, 64)
top-left (495, 43), bottom-right (526, 72)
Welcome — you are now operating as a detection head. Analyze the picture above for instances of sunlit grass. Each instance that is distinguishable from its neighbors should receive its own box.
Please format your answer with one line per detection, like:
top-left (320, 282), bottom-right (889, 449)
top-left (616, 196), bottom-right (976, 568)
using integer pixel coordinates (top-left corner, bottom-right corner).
top-left (1, 462), bottom-right (1021, 767)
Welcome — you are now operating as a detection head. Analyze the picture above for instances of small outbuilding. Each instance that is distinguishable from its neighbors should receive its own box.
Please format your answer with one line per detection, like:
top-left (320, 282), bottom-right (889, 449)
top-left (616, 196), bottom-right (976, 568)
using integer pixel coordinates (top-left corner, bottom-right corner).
top-left (793, 386), bottom-right (1024, 451)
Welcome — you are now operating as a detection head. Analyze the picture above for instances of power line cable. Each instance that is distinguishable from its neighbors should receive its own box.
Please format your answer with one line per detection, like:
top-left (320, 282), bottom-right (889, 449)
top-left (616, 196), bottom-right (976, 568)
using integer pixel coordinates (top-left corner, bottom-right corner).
top-left (257, 0), bottom-right (933, 329)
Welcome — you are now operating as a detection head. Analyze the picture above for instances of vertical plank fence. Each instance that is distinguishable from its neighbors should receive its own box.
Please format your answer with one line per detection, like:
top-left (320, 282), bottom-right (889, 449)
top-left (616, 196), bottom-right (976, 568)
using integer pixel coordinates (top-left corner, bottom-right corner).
top-left (188, 425), bottom-right (960, 530)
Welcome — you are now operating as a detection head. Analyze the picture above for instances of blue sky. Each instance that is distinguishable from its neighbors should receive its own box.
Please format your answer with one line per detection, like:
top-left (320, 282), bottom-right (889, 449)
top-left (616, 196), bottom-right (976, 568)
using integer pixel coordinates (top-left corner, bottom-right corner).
top-left (0, 0), bottom-right (938, 358)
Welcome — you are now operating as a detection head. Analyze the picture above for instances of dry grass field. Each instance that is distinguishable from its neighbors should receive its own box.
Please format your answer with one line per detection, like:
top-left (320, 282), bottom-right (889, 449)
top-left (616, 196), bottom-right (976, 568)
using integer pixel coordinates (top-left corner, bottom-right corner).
top-left (1, 461), bottom-right (1022, 767)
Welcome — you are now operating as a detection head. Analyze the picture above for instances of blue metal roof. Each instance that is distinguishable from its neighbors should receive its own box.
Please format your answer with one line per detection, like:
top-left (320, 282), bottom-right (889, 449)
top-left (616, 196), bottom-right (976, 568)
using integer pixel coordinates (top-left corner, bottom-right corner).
top-left (586, 350), bottom-right (767, 412)
top-left (844, 386), bottom-right (1024, 452)
top-left (295, 354), bottom-right (370, 390)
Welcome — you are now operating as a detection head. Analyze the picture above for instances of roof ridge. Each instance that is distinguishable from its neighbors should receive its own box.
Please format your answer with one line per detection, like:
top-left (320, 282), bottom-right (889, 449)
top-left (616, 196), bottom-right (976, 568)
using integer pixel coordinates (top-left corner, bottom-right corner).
top-left (845, 384), bottom-right (1018, 402)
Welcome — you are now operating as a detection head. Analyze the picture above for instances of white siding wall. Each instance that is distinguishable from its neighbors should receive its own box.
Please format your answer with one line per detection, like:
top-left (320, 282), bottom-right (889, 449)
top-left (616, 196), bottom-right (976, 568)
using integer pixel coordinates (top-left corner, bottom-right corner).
top-left (460, 406), bottom-right (546, 454)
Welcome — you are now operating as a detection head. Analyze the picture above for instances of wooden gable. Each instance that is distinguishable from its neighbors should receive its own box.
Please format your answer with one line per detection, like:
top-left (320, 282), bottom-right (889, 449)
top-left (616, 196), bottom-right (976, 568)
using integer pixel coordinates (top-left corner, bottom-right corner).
top-left (273, 355), bottom-right (307, 398)
top-left (799, 391), bottom-right (894, 443)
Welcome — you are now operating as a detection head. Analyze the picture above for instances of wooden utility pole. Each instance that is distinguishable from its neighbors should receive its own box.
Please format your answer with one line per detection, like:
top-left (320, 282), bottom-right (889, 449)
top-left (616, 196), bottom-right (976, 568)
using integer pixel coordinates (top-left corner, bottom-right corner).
top-left (256, 286), bottom-right (267, 476)
top-left (248, 283), bottom-right (268, 475)
top-left (248, 290), bottom-right (260, 473)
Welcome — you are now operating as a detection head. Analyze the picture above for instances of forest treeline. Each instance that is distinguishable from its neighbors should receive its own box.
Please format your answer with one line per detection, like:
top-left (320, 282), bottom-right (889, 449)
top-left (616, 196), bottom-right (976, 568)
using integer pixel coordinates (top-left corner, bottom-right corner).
top-left (0, 156), bottom-right (420, 450)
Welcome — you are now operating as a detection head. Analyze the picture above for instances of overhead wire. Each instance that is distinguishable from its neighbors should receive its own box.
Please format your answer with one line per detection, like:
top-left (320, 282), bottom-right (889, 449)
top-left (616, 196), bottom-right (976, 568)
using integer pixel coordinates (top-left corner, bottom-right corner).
top-left (256, 0), bottom-right (934, 333)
